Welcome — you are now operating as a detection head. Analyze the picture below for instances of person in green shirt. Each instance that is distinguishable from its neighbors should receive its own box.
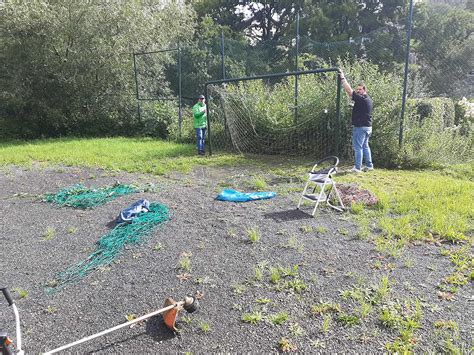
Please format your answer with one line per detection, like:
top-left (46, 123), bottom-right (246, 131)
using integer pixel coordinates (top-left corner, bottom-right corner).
top-left (193, 94), bottom-right (207, 155)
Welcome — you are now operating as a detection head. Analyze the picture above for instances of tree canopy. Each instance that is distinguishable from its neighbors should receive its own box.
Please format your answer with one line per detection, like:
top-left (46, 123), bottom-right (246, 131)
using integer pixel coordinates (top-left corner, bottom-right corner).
top-left (0, 0), bottom-right (472, 139)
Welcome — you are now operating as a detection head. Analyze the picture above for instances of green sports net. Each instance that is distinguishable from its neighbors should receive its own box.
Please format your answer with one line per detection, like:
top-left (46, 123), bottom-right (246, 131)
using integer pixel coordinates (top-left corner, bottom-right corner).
top-left (46, 202), bottom-right (169, 292)
top-left (43, 183), bottom-right (138, 209)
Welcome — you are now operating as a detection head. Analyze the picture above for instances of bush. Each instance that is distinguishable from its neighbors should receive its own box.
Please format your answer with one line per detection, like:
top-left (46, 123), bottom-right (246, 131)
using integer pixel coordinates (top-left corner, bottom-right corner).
top-left (0, 2), bottom-right (195, 139)
top-left (454, 97), bottom-right (473, 136)
top-left (396, 98), bottom-right (473, 168)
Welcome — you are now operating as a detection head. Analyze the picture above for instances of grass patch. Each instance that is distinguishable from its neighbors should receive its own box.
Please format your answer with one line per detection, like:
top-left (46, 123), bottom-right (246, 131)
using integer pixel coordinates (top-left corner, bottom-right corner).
top-left (268, 312), bottom-right (289, 325)
top-left (247, 227), bottom-right (261, 244)
top-left (251, 175), bottom-right (268, 191)
top-left (338, 167), bottom-right (473, 243)
top-left (13, 288), bottom-right (29, 299)
top-left (198, 321), bottom-right (211, 333)
top-left (278, 337), bottom-right (297, 352)
top-left (311, 302), bottom-right (341, 315)
top-left (439, 246), bottom-right (473, 292)
top-left (177, 253), bottom-right (192, 272)
top-left (43, 227), bottom-right (56, 241)
top-left (0, 137), bottom-right (249, 174)
top-left (336, 165), bottom-right (473, 292)
top-left (241, 311), bottom-right (263, 324)
top-left (380, 299), bottom-right (423, 353)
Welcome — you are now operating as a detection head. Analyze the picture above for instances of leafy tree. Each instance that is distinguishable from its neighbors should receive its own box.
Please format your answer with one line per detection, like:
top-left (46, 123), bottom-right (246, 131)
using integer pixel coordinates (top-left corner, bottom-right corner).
top-left (0, 1), bottom-right (195, 138)
top-left (412, 3), bottom-right (473, 98)
top-left (191, 1), bottom-right (409, 74)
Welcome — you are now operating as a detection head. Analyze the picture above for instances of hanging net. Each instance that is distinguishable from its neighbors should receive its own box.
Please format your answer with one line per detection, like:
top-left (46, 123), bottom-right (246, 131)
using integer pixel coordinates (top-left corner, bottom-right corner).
top-left (46, 202), bottom-right (169, 292)
top-left (208, 71), bottom-right (350, 157)
top-left (43, 183), bottom-right (138, 209)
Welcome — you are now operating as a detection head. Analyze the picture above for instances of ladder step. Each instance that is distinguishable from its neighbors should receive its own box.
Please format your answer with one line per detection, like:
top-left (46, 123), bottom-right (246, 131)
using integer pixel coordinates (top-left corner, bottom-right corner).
top-left (303, 194), bottom-right (325, 202)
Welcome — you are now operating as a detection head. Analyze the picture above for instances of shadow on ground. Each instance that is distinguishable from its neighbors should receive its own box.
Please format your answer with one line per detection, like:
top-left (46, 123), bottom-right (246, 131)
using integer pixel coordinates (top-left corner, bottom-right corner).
top-left (263, 208), bottom-right (313, 222)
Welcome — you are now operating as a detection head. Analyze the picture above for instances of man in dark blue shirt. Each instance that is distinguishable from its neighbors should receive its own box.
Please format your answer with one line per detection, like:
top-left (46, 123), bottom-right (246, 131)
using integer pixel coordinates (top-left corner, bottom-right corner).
top-left (339, 69), bottom-right (374, 173)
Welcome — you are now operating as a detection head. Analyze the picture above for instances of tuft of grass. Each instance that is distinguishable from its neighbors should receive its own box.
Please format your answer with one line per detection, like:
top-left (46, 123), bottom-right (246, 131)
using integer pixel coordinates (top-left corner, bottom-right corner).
top-left (299, 225), bottom-right (313, 233)
top-left (285, 279), bottom-right (307, 293)
top-left (403, 258), bottom-right (414, 268)
top-left (380, 299), bottom-right (423, 352)
top-left (177, 254), bottom-right (192, 272)
top-left (315, 226), bottom-right (328, 234)
top-left (350, 202), bottom-right (365, 214)
top-left (227, 228), bottom-right (237, 238)
top-left (375, 276), bottom-right (391, 302)
top-left (434, 320), bottom-right (459, 332)
top-left (67, 227), bottom-right (77, 234)
top-left (289, 323), bottom-right (305, 337)
top-left (241, 311), bottom-right (263, 325)
top-left (256, 298), bottom-right (271, 304)
top-left (337, 313), bottom-right (361, 327)
top-left (254, 265), bottom-right (264, 281)
top-left (282, 234), bottom-right (304, 252)
top-left (153, 243), bottom-right (164, 251)
top-left (269, 267), bottom-right (281, 284)
top-left (13, 288), bottom-right (28, 299)
top-left (356, 301), bottom-right (373, 319)
top-left (181, 315), bottom-right (193, 325)
top-left (46, 306), bottom-right (57, 314)
top-left (43, 227), bottom-right (56, 241)
top-left (269, 264), bottom-right (300, 285)
top-left (252, 175), bottom-right (268, 191)
top-left (198, 321), bottom-right (211, 333)
top-left (341, 276), bottom-right (391, 309)
top-left (338, 227), bottom-right (349, 236)
top-left (280, 265), bottom-right (299, 277)
top-left (374, 235), bottom-right (406, 258)
top-left (321, 314), bottom-right (331, 333)
top-left (247, 227), bottom-right (260, 244)
top-left (311, 302), bottom-right (341, 315)
top-left (233, 284), bottom-right (246, 295)
top-left (125, 314), bottom-right (136, 321)
top-left (268, 312), bottom-right (289, 325)
top-left (278, 337), bottom-right (297, 352)
top-left (439, 246), bottom-right (473, 293)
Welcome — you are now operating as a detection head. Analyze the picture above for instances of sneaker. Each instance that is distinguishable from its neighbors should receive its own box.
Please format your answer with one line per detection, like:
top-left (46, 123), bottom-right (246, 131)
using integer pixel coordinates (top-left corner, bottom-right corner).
top-left (349, 167), bottom-right (362, 173)
top-left (364, 166), bottom-right (374, 171)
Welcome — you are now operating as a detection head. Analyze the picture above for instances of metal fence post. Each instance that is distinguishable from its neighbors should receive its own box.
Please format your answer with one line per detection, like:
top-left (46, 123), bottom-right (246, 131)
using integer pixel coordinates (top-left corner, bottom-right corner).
top-left (336, 72), bottom-right (342, 156)
top-left (178, 43), bottom-right (182, 139)
top-left (399, 0), bottom-right (414, 147)
top-left (133, 53), bottom-right (141, 122)
top-left (294, 12), bottom-right (300, 125)
top-left (221, 30), bottom-right (226, 80)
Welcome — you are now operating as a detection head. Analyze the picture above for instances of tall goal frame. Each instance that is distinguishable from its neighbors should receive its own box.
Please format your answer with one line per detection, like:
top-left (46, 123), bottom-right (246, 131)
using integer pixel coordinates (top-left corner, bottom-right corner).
top-left (204, 68), bottom-right (343, 156)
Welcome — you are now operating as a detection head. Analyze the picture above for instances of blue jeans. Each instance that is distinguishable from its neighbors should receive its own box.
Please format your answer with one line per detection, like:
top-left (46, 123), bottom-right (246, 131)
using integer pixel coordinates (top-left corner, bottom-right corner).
top-left (352, 126), bottom-right (373, 170)
top-left (196, 128), bottom-right (206, 153)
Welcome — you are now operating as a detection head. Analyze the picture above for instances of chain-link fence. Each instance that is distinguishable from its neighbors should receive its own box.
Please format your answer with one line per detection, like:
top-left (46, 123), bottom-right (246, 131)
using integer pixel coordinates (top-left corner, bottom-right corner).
top-left (134, 2), bottom-right (472, 165)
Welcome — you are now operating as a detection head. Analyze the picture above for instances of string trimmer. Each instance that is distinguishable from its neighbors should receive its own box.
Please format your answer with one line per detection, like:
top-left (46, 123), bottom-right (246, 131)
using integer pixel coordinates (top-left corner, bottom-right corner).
top-left (1, 287), bottom-right (198, 354)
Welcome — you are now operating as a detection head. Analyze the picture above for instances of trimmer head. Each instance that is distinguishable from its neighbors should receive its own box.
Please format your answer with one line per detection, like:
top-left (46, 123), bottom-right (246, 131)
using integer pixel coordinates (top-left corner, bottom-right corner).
top-left (162, 295), bottom-right (199, 331)
top-left (183, 295), bottom-right (198, 313)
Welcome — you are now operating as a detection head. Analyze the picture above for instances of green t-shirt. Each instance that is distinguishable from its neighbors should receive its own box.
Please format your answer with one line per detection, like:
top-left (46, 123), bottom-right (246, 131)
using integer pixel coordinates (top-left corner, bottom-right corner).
top-left (192, 102), bottom-right (207, 128)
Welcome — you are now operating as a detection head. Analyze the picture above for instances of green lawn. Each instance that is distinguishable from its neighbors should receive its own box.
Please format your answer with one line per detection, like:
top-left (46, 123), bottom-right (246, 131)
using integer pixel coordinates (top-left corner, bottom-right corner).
top-left (0, 137), bottom-right (247, 174)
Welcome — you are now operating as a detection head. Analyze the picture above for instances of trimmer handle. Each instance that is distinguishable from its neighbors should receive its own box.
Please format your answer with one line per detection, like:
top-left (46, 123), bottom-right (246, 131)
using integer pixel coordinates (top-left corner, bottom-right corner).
top-left (0, 288), bottom-right (14, 306)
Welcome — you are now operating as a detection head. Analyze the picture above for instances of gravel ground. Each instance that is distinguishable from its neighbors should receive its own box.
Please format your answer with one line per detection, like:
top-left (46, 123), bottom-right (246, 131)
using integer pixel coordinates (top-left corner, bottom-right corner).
top-left (0, 164), bottom-right (472, 354)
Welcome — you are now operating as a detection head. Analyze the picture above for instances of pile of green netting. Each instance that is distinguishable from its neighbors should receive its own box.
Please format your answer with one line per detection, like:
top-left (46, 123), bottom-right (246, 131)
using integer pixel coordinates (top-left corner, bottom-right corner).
top-left (43, 183), bottom-right (137, 209)
top-left (46, 202), bottom-right (169, 292)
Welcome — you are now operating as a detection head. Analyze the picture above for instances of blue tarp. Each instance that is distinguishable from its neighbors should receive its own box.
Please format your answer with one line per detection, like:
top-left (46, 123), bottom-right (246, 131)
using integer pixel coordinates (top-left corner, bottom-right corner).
top-left (216, 189), bottom-right (277, 202)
